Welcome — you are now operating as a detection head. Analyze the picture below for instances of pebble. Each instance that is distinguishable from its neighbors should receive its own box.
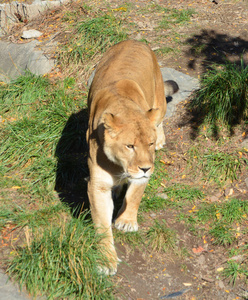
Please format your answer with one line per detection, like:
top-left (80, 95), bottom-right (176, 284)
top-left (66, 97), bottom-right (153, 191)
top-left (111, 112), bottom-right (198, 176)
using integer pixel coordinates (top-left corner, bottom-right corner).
top-left (22, 29), bottom-right (43, 39)
top-left (241, 137), bottom-right (248, 148)
top-left (218, 280), bottom-right (225, 289)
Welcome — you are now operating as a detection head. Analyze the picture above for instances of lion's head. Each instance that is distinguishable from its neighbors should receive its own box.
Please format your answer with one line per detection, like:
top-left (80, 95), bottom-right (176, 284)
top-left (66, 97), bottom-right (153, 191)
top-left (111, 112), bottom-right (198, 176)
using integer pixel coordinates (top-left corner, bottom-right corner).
top-left (100, 109), bottom-right (160, 183)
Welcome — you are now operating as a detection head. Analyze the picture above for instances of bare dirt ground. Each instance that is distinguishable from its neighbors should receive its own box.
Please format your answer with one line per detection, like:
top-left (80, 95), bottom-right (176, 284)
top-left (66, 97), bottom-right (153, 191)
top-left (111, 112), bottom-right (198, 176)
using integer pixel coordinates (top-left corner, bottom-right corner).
top-left (0, 0), bottom-right (248, 299)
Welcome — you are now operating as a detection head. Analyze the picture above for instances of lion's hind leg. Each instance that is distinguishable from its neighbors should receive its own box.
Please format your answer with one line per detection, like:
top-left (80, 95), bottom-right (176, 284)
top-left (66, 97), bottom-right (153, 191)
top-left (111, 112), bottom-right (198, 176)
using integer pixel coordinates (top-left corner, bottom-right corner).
top-left (155, 122), bottom-right (166, 150)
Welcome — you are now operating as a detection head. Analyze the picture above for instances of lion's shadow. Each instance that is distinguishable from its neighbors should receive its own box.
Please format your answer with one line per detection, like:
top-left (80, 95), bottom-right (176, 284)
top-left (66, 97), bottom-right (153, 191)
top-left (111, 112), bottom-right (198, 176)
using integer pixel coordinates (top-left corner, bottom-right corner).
top-left (55, 109), bottom-right (90, 217)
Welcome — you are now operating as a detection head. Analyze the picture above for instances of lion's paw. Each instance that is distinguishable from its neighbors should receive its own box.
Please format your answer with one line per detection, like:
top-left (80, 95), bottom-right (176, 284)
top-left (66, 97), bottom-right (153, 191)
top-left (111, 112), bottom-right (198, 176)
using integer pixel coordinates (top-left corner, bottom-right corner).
top-left (114, 219), bottom-right (138, 232)
top-left (97, 258), bottom-right (121, 276)
top-left (97, 265), bottom-right (117, 276)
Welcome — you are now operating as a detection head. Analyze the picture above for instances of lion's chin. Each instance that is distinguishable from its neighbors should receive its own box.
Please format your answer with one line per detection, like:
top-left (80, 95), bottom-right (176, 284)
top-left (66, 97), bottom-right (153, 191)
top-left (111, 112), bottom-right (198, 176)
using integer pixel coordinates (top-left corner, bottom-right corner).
top-left (128, 176), bottom-right (150, 185)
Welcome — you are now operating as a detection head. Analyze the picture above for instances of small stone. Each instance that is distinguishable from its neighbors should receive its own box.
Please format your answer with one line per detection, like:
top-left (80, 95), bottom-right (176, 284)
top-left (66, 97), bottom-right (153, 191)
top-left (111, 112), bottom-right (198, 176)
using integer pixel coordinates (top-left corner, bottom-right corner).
top-left (241, 137), bottom-right (248, 148)
top-left (202, 275), bottom-right (214, 283)
top-left (158, 193), bottom-right (168, 200)
top-left (209, 195), bottom-right (219, 202)
top-left (218, 280), bottom-right (225, 289)
top-left (135, 32), bottom-right (142, 40)
top-left (22, 29), bottom-right (43, 39)
top-left (197, 254), bottom-right (206, 266)
top-left (224, 188), bottom-right (233, 197)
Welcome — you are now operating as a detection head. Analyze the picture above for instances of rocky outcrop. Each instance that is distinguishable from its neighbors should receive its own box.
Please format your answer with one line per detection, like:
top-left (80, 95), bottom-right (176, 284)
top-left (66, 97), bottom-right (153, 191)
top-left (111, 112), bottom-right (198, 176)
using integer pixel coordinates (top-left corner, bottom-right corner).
top-left (0, 0), bottom-right (67, 36)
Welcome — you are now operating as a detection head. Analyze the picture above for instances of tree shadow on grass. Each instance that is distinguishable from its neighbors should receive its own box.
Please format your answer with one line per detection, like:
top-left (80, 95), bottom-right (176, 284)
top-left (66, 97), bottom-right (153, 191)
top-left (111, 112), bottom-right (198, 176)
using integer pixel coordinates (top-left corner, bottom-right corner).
top-left (185, 29), bottom-right (248, 73)
top-left (55, 108), bottom-right (90, 218)
top-left (180, 29), bottom-right (248, 140)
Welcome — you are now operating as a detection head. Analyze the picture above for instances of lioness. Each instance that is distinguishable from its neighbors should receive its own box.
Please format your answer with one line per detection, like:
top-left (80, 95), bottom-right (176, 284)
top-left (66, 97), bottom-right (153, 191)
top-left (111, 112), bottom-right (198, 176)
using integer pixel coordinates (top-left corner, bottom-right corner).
top-left (87, 40), bottom-right (178, 275)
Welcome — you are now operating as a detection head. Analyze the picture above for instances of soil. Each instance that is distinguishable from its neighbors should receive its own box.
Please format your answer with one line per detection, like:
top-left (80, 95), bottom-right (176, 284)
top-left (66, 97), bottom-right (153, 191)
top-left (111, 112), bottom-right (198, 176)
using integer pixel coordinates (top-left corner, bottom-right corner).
top-left (0, 0), bottom-right (248, 299)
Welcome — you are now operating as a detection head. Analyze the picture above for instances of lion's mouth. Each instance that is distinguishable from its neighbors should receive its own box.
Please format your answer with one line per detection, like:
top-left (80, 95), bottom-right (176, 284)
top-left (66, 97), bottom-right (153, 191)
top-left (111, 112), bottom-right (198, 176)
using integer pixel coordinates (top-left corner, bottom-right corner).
top-left (126, 173), bottom-right (150, 184)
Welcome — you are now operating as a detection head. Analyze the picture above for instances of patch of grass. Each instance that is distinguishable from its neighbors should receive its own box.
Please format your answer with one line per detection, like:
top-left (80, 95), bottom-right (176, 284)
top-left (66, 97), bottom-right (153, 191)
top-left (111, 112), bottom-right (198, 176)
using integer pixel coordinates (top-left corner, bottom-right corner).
top-left (159, 8), bottom-right (195, 29)
top-left (61, 13), bottom-right (128, 65)
top-left (223, 260), bottom-right (248, 285)
top-left (187, 198), bottom-right (248, 246)
top-left (190, 60), bottom-right (248, 134)
top-left (141, 194), bottom-right (169, 212)
top-left (0, 73), bottom-right (85, 199)
top-left (196, 198), bottom-right (248, 224)
top-left (178, 197), bottom-right (248, 246)
top-left (147, 220), bottom-right (176, 252)
top-left (155, 47), bottom-right (180, 56)
top-left (187, 146), bottom-right (245, 186)
top-left (209, 222), bottom-right (236, 246)
top-left (0, 72), bottom-right (49, 112)
top-left (163, 184), bottom-right (205, 207)
top-left (8, 214), bottom-right (115, 299)
top-left (114, 230), bottom-right (144, 249)
top-left (201, 151), bottom-right (242, 186)
top-left (144, 3), bottom-right (168, 13)
top-left (0, 203), bottom-right (66, 230)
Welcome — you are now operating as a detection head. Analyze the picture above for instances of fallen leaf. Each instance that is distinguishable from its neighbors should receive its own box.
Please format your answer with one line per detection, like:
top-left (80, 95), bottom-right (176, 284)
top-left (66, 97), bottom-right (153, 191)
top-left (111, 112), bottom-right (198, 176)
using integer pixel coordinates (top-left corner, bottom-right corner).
top-left (192, 246), bottom-right (205, 254)
top-left (217, 267), bottom-right (224, 272)
top-left (183, 283), bottom-right (192, 286)
top-left (11, 186), bottom-right (21, 189)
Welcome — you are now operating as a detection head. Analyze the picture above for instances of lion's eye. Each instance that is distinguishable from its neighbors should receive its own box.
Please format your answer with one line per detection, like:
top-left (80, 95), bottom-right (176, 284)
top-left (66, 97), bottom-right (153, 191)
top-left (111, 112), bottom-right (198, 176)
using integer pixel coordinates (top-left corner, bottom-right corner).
top-left (126, 144), bottom-right (134, 149)
top-left (149, 142), bottom-right (154, 147)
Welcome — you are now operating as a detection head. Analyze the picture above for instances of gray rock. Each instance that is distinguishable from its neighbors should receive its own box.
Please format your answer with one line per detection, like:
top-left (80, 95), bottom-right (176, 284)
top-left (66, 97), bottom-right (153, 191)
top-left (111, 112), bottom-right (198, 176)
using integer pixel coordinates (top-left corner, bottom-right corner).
top-left (22, 29), bottom-right (43, 39)
top-left (0, 0), bottom-right (69, 36)
top-left (0, 40), bottom-right (55, 82)
top-left (0, 271), bottom-right (29, 300)
top-left (160, 67), bottom-right (200, 118)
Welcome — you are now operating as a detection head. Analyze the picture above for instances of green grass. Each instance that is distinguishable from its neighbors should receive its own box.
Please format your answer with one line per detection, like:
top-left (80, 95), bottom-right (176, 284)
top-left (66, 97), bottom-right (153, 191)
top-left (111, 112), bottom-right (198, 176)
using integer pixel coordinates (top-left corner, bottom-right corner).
top-left (184, 198), bottom-right (248, 246)
top-left (223, 259), bottom-right (248, 285)
top-left (147, 220), bottom-right (176, 252)
top-left (190, 60), bottom-right (248, 134)
top-left (114, 230), bottom-right (144, 249)
top-left (0, 203), bottom-right (66, 230)
top-left (154, 47), bottom-right (180, 56)
top-left (209, 222), bottom-right (237, 246)
top-left (201, 151), bottom-right (242, 186)
top-left (8, 214), bottom-right (115, 299)
top-left (163, 183), bottom-right (205, 207)
top-left (196, 198), bottom-right (248, 223)
top-left (61, 13), bottom-right (128, 65)
top-left (159, 8), bottom-right (195, 29)
top-left (0, 73), bottom-right (86, 199)
top-left (186, 146), bottom-right (245, 186)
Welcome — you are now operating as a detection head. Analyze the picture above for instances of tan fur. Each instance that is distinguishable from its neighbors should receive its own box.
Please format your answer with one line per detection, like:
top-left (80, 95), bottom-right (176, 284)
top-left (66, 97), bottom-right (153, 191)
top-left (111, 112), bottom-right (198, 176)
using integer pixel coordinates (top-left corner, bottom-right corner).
top-left (87, 40), bottom-right (175, 275)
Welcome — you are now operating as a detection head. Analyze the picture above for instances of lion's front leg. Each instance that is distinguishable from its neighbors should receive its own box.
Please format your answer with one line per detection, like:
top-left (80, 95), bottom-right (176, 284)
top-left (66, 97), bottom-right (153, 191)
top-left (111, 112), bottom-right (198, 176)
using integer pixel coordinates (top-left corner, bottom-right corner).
top-left (114, 181), bottom-right (147, 232)
top-left (87, 175), bottom-right (118, 275)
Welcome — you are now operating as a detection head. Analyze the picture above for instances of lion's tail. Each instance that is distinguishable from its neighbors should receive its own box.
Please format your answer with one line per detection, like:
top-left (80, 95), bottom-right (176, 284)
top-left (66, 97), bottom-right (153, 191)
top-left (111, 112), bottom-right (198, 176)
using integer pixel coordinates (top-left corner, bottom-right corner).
top-left (164, 80), bottom-right (179, 97)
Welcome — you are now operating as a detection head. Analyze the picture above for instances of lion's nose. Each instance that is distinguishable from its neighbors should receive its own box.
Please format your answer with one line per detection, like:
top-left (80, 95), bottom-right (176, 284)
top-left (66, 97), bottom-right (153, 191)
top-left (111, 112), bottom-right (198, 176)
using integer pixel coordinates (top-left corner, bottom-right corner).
top-left (139, 167), bottom-right (151, 173)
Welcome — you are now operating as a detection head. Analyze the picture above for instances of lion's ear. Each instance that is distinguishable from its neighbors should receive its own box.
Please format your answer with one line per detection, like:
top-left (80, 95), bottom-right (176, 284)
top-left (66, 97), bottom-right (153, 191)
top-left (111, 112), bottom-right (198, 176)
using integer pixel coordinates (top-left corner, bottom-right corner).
top-left (102, 113), bottom-right (123, 135)
top-left (146, 108), bottom-right (161, 126)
